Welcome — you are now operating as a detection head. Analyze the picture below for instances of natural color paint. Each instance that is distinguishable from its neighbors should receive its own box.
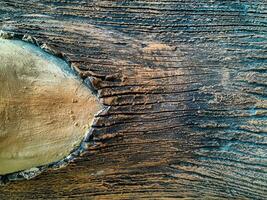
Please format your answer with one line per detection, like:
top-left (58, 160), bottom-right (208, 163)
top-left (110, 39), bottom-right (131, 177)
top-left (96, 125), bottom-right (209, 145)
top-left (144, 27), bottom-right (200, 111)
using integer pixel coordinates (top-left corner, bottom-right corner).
top-left (0, 39), bottom-right (101, 175)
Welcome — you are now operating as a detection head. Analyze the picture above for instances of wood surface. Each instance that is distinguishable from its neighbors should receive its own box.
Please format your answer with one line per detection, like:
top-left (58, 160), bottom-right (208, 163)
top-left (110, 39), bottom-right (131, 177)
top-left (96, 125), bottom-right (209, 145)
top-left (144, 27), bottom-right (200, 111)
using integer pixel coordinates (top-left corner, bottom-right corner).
top-left (0, 0), bottom-right (266, 199)
top-left (0, 39), bottom-right (102, 175)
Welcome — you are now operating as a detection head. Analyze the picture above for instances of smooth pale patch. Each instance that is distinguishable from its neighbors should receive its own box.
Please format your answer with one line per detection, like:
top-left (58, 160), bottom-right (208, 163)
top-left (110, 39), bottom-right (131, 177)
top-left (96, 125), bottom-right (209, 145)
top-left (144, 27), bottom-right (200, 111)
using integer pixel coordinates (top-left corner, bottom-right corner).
top-left (0, 39), bottom-right (102, 175)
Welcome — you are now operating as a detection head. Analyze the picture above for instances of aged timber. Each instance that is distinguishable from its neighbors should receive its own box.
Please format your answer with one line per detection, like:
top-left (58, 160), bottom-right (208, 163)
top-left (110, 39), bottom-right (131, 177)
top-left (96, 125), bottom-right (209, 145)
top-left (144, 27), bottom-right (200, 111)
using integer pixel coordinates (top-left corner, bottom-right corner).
top-left (0, 0), bottom-right (266, 199)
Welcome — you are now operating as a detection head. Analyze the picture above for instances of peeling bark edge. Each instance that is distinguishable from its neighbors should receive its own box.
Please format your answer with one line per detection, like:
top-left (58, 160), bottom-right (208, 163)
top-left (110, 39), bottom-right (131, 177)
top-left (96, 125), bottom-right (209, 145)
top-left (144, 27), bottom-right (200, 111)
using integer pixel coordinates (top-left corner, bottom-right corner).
top-left (0, 31), bottom-right (108, 185)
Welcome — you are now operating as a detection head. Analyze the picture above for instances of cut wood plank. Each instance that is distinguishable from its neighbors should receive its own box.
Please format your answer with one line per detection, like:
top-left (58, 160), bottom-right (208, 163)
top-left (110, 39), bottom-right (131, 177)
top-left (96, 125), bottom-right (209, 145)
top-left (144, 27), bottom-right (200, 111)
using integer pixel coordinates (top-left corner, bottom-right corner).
top-left (0, 0), bottom-right (266, 199)
top-left (0, 38), bottom-right (102, 175)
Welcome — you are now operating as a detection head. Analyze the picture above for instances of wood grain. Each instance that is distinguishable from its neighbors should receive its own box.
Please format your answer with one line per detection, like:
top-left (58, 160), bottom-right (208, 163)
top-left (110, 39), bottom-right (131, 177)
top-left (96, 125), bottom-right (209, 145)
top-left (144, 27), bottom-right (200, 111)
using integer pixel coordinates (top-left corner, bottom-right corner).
top-left (0, 0), bottom-right (266, 199)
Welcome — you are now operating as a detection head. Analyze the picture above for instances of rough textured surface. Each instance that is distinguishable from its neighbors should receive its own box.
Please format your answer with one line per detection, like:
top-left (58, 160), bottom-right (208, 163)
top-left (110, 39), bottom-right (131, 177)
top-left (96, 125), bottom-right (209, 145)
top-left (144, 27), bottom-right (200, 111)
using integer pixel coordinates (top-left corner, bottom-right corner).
top-left (0, 39), bottom-right (102, 175)
top-left (0, 0), bottom-right (266, 199)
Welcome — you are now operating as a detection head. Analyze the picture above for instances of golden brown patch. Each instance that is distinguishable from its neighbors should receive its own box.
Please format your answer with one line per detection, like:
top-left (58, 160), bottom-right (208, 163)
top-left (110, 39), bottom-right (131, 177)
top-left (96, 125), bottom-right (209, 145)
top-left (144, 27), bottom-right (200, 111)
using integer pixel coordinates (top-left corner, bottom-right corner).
top-left (143, 43), bottom-right (173, 53)
top-left (0, 39), bottom-right (102, 174)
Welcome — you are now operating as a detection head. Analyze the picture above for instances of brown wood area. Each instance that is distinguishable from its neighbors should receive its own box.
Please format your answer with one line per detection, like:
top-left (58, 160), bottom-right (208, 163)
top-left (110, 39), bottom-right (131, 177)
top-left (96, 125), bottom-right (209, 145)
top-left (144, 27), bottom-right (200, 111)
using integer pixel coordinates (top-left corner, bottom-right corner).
top-left (0, 0), bottom-right (266, 199)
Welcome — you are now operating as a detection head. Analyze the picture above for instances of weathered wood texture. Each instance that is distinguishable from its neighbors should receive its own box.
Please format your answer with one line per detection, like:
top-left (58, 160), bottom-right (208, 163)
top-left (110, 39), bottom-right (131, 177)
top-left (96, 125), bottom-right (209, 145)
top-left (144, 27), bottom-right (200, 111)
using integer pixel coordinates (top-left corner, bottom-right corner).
top-left (0, 0), bottom-right (266, 199)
